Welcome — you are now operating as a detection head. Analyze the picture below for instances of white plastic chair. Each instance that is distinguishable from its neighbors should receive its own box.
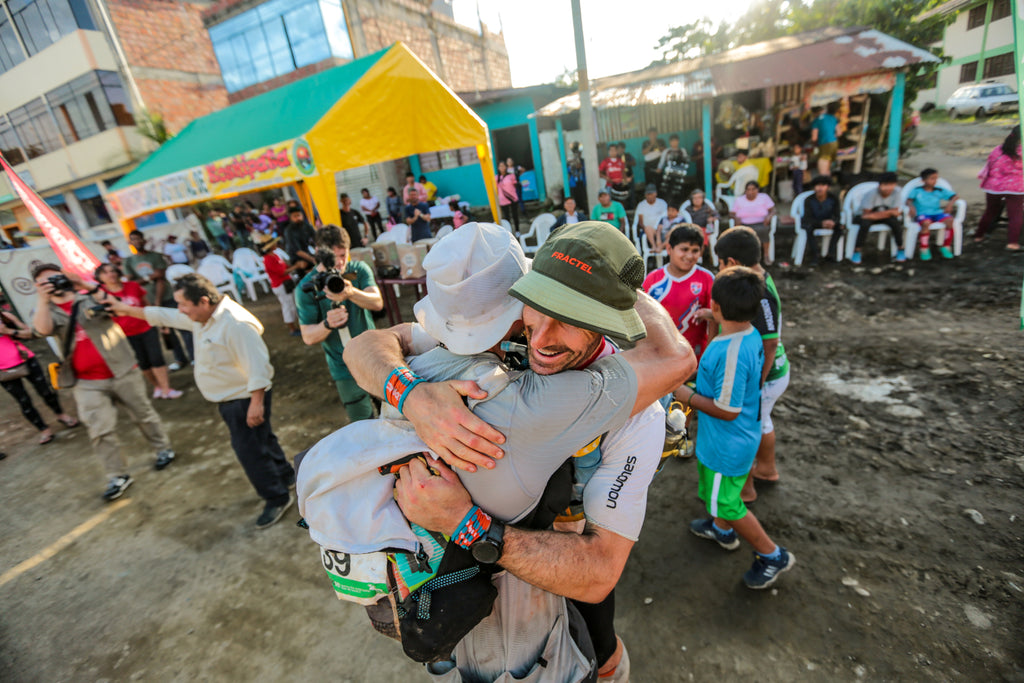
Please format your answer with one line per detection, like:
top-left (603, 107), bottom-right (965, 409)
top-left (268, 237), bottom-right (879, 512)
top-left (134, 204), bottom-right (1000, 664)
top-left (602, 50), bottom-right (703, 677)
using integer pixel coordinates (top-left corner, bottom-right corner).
top-left (378, 224), bottom-right (410, 245)
top-left (231, 247), bottom-right (271, 301)
top-left (519, 213), bottom-right (557, 255)
top-left (165, 263), bottom-right (195, 283)
top-left (900, 177), bottom-right (966, 258)
top-left (842, 182), bottom-right (900, 261)
top-left (789, 191), bottom-right (845, 265)
top-left (631, 210), bottom-right (667, 269)
top-left (714, 165), bottom-right (759, 213)
top-left (197, 255), bottom-right (241, 301)
top-left (680, 200), bottom-right (717, 266)
top-left (435, 225), bottom-right (453, 240)
top-left (500, 219), bottom-right (514, 234)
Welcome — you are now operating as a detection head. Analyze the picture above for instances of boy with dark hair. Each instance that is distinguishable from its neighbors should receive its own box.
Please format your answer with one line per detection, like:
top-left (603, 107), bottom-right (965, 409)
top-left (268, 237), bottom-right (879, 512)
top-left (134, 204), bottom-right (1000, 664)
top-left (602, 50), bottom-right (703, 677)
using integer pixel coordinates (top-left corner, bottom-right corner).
top-left (852, 171), bottom-right (904, 264)
top-left (803, 175), bottom-right (841, 265)
top-left (675, 265), bottom-right (795, 589)
top-left (713, 228), bottom-right (791, 504)
top-left (907, 167), bottom-right (957, 261)
top-left (643, 224), bottom-right (715, 362)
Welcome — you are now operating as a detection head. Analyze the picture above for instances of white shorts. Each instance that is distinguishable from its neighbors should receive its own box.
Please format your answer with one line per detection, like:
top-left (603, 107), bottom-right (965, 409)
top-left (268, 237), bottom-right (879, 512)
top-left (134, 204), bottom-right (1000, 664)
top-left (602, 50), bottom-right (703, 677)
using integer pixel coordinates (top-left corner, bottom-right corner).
top-left (272, 283), bottom-right (297, 324)
top-left (760, 372), bottom-right (790, 434)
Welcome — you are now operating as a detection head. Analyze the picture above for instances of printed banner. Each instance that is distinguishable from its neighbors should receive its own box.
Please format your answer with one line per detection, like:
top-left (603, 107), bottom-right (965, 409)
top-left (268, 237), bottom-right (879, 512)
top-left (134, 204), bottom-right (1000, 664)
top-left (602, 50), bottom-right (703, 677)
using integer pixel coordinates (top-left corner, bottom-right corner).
top-left (109, 138), bottom-right (317, 220)
top-left (0, 154), bottom-right (100, 284)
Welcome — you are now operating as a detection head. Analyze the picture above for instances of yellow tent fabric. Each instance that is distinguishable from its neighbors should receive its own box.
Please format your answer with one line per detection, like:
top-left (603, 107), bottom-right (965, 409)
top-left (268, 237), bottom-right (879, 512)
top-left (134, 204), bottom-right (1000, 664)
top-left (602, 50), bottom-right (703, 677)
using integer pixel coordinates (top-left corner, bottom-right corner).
top-left (109, 42), bottom-right (498, 232)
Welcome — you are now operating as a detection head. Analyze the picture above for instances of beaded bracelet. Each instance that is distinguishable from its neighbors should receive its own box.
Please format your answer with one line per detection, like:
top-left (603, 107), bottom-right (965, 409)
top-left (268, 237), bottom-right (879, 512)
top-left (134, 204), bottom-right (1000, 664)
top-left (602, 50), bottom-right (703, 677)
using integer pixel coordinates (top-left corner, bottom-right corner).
top-left (384, 366), bottom-right (424, 414)
top-left (451, 505), bottom-right (492, 549)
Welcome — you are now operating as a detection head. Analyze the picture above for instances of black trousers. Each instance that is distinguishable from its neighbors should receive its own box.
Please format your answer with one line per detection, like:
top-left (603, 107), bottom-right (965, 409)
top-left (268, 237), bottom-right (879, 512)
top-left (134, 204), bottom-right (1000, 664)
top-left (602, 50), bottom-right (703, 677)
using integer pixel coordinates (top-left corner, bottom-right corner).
top-left (572, 589), bottom-right (617, 668)
top-left (365, 212), bottom-right (384, 239)
top-left (1, 356), bottom-right (63, 431)
top-left (501, 202), bottom-right (520, 232)
top-left (854, 216), bottom-right (904, 250)
top-left (217, 390), bottom-right (293, 506)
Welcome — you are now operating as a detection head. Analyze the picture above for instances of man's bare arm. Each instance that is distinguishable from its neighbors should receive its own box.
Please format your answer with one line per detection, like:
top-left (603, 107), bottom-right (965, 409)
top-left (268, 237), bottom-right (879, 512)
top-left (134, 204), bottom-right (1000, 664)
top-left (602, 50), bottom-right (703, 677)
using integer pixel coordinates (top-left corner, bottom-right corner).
top-left (619, 290), bottom-right (696, 415)
top-left (761, 338), bottom-right (778, 385)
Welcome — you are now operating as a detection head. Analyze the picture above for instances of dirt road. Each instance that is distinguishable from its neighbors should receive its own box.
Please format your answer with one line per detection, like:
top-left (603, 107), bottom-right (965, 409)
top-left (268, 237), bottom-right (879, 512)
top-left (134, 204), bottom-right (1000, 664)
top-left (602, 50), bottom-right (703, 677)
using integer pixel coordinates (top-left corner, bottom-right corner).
top-left (2, 121), bottom-right (1023, 681)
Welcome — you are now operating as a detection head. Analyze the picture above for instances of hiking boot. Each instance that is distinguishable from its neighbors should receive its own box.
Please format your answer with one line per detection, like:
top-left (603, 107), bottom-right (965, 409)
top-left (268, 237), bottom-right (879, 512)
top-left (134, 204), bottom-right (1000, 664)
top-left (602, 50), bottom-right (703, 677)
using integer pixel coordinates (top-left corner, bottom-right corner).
top-left (850, 252), bottom-right (862, 265)
top-left (919, 248), bottom-right (932, 261)
top-left (940, 246), bottom-right (954, 259)
top-left (689, 518), bottom-right (740, 550)
top-left (895, 249), bottom-right (906, 263)
top-left (103, 475), bottom-right (133, 501)
top-left (743, 548), bottom-right (796, 589)
top-left (154, 449), bottom-right (175, 470)
top-left (256, 493), bottom-right (294, 529)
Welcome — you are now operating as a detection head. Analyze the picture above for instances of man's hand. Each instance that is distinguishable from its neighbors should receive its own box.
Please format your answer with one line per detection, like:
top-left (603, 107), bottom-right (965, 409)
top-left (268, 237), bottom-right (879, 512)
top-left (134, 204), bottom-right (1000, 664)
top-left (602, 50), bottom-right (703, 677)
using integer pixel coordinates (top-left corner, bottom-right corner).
top-left (107, 299), bottom-right (131, 316)
top-left (402, 381), bottom-right (505, 472)
top-left (695, 307), bottom-right (714, 322)
top-left (325, 306), bottom-right (349, 329)
top-left (247, 396), bottom-right (265, 427)
top-left (394, 458), bottom-right (473, 536)
top-left (822, 219), bottom-right (835, 229)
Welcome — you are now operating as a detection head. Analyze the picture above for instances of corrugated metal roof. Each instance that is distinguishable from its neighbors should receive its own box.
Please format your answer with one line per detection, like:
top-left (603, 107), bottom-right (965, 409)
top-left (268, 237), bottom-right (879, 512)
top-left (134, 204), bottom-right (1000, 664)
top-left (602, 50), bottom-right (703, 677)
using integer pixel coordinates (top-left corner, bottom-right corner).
top-left (536, 27), bottom-right (940, 117)
top-left (915, 0), bottom-right (980, 22)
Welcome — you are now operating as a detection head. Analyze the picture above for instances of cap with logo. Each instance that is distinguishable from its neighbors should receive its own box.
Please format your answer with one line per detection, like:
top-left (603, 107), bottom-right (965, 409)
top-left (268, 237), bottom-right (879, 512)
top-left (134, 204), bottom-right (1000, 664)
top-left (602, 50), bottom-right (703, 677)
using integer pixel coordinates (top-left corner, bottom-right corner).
top-left (509, 221), bottom-right (646, 343)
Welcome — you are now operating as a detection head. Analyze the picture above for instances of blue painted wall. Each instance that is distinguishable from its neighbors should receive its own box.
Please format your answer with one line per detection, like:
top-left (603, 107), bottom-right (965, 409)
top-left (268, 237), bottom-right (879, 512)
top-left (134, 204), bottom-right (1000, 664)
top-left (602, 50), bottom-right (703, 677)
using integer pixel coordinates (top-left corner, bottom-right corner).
top-left (417, 164), bottom-right (490, 207)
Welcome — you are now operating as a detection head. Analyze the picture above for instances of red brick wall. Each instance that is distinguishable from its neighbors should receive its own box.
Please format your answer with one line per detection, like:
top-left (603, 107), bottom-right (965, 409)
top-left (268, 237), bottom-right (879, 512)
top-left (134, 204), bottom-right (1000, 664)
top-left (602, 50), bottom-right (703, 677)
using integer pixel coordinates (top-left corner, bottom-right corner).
top-left (107, 0), bottom-right (229, 133)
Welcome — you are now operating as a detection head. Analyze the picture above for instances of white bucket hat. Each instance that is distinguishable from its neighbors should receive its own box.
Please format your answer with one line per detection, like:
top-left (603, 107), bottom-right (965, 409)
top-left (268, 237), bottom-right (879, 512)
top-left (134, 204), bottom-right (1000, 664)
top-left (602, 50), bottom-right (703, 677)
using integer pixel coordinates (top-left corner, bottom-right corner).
top-left (413, 222), bottom-right (528, 355)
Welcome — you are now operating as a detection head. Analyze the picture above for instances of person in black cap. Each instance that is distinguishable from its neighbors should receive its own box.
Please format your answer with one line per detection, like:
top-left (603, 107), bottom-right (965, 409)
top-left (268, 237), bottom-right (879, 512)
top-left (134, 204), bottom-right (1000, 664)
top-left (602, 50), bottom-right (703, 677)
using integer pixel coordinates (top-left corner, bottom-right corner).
top-left (851, 171), bottom-right (905, 264)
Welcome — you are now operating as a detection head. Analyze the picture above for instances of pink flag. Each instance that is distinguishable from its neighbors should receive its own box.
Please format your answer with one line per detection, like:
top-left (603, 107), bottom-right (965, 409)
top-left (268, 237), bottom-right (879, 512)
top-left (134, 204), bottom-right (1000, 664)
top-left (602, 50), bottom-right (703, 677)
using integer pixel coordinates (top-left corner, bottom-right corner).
top-left (1, 154), bottom-right (100, 282)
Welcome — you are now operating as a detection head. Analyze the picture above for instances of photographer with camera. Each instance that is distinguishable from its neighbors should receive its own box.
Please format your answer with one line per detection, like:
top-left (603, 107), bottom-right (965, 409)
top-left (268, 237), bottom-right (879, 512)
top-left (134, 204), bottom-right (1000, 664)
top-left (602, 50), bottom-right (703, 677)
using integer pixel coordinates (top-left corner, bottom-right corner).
top-left (31, 264), bottom-right (175, 501)
top-left (296, 225), bottom-right (382, 422)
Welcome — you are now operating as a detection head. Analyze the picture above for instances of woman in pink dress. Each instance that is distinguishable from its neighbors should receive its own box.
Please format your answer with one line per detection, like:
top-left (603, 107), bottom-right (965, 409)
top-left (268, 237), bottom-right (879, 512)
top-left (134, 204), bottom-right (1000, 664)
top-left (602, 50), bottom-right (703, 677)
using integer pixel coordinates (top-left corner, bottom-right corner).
top-left (975, 128), bottom-right (1023, 251)
top-left (496, 161), bottom-right (520, 233)
top-left (0, 310), bottom-right (77, 444)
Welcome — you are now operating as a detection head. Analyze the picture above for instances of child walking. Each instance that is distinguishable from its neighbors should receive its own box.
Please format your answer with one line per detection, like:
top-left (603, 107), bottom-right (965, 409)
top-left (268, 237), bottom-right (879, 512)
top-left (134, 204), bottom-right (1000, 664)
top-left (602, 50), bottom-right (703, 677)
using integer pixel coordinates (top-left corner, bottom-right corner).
top-left (675, 266), bottom-right (795, 589)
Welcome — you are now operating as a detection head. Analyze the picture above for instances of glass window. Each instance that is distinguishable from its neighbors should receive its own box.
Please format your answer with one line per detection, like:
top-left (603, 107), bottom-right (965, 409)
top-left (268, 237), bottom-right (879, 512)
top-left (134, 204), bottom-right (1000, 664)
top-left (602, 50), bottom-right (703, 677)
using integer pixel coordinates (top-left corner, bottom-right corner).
top-left (79, 194), bottom-right (111, 226)
top-left (99, 71), bottom-right (134, 126)
top-left (991, 0), bottom-right (1010, 21)
top-left (282, 2), bottom-right (329, 68)
top-left (8, 98), bottom-right (62, 158)
top-left (966, 5), bottom-right (986, 30)
top-left (10, 0), bottom-right (93, 56)
top-left (418, 147), bottom-right (479, 172)
top-left (982, 53), bottom-right (1014, 79)
top-left (0, 15), bottom-right (27, 74)
top-left (319, 0), bottom-right (353, 60)
top-left (959, 62), bottom-right (978, 84)
top-left (0, 115), bottom-right (26, 165)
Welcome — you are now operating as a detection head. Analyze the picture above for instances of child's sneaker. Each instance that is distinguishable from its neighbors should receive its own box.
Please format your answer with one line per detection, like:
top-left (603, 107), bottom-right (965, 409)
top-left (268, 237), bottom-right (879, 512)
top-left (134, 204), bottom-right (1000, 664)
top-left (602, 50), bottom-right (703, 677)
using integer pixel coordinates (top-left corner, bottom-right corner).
top-left (689, 518), bottom-right (740, 550)
top-left (895, 249), bottom-right (906, 263)
top-left (939, 246), bottom-right (953, 259)
top-left (919, 248), bottom-right (932, 261)
top-left (850, 252), bottom-right (862, 264)
top-left (743, 548), bottom-right (796, 589)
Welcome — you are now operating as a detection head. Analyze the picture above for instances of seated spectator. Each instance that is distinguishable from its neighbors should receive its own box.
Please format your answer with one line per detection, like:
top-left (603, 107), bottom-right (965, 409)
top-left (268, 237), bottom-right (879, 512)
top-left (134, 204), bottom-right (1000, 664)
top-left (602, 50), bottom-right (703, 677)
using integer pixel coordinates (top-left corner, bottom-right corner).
top-left (450, 199), bottom-right (469, 228)
top-left (907, 167), bottom-right (957, 261)
top-left (852, 172), bottom-right (904, 264)
top-left (162, 235), bottom-right (189, 265)
top-left (385, 187), bottom-right (402, 225)
top-left (270, 197), bottom-right (289, 227)
top-left (1, 309), bottom-right (78, 444)
top-left (404, 188), bottom-right (432, 241)
top-left (187, 230), bottom-right (210, 262)
top-left (360, 188), bottom-right (384, 239)
top-left (552, 196), bottom-right (587, 229)
top-left (685, 189), bottom-right (719, 247)
top-left (647, 204), bottom-right (687, 253)
top-left (402, 173), bottom-right (427, 204)
top-left (590, 189), bottom-right (627, 233)
top-left (729, 181), bottom-right (775, 264)
top-left (803, 176), bottom-right (841, 265)
top-left (635, 184), bottom-right (668, 239)
top-left (419, 175), bottom-right (438, 203)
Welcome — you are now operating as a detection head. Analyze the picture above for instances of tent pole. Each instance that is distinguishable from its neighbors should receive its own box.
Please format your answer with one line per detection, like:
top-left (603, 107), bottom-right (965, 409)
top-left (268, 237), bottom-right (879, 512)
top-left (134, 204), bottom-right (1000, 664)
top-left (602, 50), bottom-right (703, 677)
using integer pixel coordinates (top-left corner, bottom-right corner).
top-left (120, 217), bottom-right (135, 243)
top-left (478, 142), bottom-right (500, 222)
top-left (556, 118), bottom-right (569, 202)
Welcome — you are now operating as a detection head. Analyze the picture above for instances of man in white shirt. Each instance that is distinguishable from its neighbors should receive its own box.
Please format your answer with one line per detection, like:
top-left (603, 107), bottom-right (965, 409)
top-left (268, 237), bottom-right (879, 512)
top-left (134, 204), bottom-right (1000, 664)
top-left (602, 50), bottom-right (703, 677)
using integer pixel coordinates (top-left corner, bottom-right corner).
top-left (634, 183), bottom-right (668, 239)
top-left (109, 273), bottom-right (294, 529)
top-left (359, 188), bottom-right (383, 240)
top-left (162, 235), bottom-right (189, 264)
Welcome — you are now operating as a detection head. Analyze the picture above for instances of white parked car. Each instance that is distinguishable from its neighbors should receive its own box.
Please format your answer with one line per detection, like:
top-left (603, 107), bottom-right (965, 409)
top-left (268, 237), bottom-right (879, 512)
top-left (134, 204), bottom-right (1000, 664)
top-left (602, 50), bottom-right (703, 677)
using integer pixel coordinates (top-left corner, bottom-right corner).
top-left (945, 82), bottom-right (1019, 119)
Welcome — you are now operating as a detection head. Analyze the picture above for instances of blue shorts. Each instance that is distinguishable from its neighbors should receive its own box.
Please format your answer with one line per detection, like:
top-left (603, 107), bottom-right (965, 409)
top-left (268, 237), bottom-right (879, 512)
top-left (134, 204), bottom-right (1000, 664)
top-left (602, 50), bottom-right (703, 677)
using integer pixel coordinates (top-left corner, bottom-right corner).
top-left (917, 213), bottom-right (950, 224)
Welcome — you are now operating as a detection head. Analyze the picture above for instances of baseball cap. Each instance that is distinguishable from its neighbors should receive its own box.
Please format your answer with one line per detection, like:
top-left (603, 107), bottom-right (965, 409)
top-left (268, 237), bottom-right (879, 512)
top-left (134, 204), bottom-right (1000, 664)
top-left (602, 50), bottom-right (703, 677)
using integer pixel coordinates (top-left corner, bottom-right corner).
top-left (414, 222), bottom-right (527, 355)
top-left (645, 183), bottom-right (658, 193)
top-left (509, 221), bottom-right (646, 342)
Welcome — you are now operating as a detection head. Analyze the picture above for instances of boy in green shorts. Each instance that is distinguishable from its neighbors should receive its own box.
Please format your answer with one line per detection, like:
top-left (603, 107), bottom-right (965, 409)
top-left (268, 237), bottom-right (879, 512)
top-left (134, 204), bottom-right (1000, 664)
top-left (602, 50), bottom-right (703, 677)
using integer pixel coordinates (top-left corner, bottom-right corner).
top-left (675, 267), bottom-right (795, 589)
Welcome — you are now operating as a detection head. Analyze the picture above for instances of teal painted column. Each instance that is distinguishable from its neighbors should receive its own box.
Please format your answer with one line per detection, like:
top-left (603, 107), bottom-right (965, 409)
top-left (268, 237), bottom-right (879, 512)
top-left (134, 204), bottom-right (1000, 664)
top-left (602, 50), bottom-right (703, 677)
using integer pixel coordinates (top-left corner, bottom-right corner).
top-left (556, 118), bottom-right (569, 198)
top-left (409, 154), bottom-right (422, 179)
top-left (887, 72), bottom-right (906, 172)
top-left (702, 101), bottom-right (713, 194)
top-left (527, 117), bottom-right (546, 200)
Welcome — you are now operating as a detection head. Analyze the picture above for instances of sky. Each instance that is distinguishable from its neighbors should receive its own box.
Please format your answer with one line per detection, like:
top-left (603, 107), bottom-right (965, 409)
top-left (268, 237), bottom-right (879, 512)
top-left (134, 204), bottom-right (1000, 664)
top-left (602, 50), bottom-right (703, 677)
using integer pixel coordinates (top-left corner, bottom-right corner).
top-left (491, 0), bottom-right (757, 87)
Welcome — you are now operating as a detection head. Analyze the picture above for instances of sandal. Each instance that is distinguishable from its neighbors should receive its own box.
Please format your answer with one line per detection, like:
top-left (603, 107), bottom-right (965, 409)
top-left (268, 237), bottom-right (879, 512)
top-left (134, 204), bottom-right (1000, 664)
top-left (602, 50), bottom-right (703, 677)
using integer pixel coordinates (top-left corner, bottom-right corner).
top-left (57, 416), bottom-right (80, 428)
top-left (39, 431), bottom-right (55, 445)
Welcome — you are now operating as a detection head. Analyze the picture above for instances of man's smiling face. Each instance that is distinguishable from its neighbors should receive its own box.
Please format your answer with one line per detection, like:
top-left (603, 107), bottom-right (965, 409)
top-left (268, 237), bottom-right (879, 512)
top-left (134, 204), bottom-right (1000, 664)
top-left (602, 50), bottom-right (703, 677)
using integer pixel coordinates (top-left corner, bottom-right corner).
top-left (522, 306), bottom-right (603, 375)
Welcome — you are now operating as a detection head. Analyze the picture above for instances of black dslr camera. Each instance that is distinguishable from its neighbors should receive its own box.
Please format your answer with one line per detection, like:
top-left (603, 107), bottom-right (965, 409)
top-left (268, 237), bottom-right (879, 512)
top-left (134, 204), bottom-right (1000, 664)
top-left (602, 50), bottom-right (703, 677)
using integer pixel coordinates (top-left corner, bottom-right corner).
top-left (47, 273), bottom-right (74, 293)
top-left (301, 249), bottom-right (356, 299)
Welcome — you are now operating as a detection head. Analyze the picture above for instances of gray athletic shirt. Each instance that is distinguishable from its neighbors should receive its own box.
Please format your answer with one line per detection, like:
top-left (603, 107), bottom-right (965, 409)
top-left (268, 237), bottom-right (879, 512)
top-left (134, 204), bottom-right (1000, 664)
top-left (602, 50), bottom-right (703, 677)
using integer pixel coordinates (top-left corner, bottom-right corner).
top-left (407, 347), bottom-right (638, 524)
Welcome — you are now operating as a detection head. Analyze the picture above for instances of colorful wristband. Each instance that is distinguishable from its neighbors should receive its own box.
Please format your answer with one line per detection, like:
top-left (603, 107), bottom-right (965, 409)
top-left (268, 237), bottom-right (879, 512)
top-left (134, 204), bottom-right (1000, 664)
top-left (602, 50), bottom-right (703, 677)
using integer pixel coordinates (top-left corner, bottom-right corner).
top-left (452, 505), bottom-right (492, 549)
top-left (384, 366), bottom-right (424, 414)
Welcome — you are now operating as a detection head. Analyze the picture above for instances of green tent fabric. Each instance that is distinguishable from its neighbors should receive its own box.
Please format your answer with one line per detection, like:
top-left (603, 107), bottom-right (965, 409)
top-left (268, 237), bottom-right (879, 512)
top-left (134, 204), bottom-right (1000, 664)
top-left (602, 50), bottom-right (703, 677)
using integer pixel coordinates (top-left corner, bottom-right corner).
top-left (109, 46), bottom-right (389, 192)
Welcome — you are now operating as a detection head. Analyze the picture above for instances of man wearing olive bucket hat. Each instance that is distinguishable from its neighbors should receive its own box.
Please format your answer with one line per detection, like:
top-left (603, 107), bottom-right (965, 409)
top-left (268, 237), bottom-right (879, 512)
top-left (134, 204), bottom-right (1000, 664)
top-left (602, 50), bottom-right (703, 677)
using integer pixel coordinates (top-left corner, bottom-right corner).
top-left (298, 221), bottom-right (693, 681)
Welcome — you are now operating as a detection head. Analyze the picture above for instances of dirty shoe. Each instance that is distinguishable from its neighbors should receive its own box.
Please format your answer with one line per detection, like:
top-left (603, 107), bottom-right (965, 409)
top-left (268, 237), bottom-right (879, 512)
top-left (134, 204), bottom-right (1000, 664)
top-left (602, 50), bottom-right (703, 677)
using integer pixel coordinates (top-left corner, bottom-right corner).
top-left (103, 475), bottom-right (133, 501)
top-left (154, 449), bottom-right (175, 470)
top-left (256, 493), bottom-right (294, 529)
top-left (689, 518), bottom-right (740, 550)
top-left (743, 548), bottom-right (795, 589)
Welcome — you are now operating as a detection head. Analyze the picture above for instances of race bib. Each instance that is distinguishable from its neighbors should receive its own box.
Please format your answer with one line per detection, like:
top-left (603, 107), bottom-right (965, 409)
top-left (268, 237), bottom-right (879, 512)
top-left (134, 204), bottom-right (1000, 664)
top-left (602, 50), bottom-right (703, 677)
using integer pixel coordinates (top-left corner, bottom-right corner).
top-left (320, 547), bottom-right (389, 606)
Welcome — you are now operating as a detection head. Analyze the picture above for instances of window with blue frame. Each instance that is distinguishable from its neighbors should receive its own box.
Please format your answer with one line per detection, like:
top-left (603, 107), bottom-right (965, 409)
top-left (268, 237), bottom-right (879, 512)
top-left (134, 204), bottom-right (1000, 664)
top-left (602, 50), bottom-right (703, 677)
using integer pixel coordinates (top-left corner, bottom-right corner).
top-left (0, 12), bottom-right (26, 73)
top-left (46, 70), bottom-right (134, 143)
top-left (7, 0), bottom-right (96, 58)
top-left (209, 0), bottom-right (353, 93)
top-left (0, 114), bottom-right (25, 165)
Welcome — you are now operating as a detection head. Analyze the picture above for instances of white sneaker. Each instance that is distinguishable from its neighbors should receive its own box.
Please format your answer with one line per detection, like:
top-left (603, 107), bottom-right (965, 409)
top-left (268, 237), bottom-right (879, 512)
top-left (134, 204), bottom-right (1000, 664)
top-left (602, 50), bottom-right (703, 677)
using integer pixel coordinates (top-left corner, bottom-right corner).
top-left (168, 362), bottom-right (182, 372)
top-left (153, 388), bottom-right (163, 399)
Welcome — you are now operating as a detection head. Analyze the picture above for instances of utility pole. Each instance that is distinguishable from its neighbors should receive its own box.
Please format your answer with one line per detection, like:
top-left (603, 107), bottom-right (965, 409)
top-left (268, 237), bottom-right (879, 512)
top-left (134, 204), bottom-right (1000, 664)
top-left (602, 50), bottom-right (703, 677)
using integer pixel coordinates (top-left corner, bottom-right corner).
top-left (571, 0), bottom-right (600, 212)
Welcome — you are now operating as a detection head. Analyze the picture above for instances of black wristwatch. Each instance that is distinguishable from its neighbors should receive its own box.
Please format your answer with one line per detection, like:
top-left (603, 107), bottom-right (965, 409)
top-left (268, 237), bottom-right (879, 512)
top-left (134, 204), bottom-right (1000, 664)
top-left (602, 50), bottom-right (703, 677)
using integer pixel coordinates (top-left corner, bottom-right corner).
top-left (470, 518), bottom-right (505, 564)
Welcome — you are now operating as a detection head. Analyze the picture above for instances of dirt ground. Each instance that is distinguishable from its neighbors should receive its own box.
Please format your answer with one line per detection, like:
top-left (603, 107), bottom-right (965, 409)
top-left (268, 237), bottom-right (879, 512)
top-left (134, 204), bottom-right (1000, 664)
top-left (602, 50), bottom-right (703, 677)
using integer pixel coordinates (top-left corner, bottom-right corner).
top-left (1, 120), bottom-right (1023, 682)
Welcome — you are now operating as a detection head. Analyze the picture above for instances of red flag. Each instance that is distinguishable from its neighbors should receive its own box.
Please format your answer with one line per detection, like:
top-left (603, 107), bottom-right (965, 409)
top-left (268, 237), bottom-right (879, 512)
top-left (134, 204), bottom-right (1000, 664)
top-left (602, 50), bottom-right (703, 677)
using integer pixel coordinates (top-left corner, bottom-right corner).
top-left (1, 153), bottom-right (100, 282)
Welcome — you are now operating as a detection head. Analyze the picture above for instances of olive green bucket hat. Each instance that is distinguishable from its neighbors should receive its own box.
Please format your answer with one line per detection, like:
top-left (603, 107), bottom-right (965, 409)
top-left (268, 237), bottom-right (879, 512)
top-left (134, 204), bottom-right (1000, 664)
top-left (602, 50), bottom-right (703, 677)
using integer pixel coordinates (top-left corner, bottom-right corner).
top-left (509, 221), bottom-right (646, 342)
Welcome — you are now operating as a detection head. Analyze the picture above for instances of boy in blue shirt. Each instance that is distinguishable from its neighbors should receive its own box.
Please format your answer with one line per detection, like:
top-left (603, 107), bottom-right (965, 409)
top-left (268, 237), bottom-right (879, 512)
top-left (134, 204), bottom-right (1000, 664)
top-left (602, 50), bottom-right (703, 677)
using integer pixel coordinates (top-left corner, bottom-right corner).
top-left (907, 167), bottom-right (958, 261)
top-left (675, 267), bottom-right (796, 589)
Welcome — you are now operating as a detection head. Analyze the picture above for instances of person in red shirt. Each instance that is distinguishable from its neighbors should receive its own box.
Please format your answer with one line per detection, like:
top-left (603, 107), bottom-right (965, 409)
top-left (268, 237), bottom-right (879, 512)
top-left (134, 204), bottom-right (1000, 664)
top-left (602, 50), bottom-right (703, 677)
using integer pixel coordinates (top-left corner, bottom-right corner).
top-left (32, 264), bottom-right (175, 501)
top-left (599, 143), bottom-right (626, 187)
top-left (258, 237), bottom-right (300, 335)
top-left (95, 263), bottom-right (181, 399)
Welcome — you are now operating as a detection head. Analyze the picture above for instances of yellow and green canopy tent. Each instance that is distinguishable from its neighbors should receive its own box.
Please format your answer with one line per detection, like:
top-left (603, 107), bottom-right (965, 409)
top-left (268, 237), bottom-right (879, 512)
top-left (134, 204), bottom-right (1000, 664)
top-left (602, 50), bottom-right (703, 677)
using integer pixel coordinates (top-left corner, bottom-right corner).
top-left (107, 42), bottom-right (500, 232)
